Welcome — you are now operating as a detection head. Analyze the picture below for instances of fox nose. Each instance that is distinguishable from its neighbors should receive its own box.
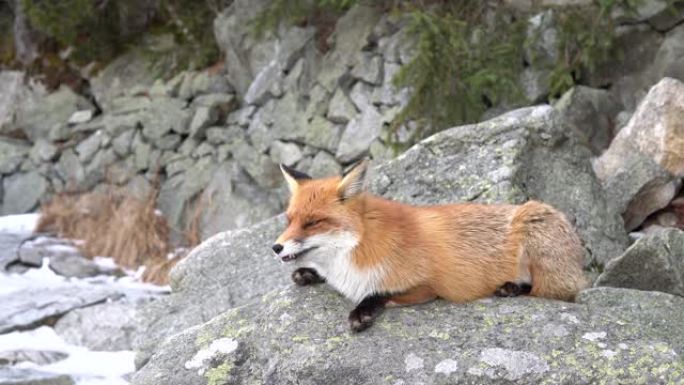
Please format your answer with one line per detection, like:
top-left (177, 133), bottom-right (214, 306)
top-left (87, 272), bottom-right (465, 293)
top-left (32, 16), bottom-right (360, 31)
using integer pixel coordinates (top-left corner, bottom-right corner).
top-left (272, 244), bottom-right (284, 254)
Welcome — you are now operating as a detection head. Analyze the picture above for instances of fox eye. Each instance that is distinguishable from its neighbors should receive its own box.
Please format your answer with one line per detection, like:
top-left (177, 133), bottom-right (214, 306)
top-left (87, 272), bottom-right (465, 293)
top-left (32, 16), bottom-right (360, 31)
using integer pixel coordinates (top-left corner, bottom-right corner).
top-left (303, 219), bottom-right (324, 229)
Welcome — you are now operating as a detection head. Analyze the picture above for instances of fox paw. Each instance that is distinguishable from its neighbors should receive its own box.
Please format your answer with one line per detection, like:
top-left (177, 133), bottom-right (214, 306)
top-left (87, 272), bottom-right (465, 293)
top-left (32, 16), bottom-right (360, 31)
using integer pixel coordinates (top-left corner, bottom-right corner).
top-left (292, 268), bottom-right (325, 286)
top-left (348, 307), bottom-right (377, 332)
top-left (494, 281), bottom-right (532, 297)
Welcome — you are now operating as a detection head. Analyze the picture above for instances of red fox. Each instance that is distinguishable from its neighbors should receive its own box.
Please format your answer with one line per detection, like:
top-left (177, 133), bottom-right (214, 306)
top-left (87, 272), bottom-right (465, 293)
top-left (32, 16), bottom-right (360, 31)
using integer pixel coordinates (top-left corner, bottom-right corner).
top-left (272, 160), bottom-right (588, 332)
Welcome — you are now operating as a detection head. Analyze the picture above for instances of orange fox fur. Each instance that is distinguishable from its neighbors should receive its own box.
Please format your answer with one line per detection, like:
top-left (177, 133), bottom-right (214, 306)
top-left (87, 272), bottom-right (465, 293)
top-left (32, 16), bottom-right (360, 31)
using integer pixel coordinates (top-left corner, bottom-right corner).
top-left (273, 160), bottom-right (588, 308)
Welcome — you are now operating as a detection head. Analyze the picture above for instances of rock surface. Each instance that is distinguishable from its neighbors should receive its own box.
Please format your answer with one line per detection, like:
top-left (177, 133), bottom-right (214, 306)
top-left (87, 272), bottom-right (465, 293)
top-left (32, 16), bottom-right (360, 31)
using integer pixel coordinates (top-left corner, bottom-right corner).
top-left (594, 77), bottom-right (684, 230)
top-left (132, 287), bottom-right (684, 385)
top-left (596, 228), bottom-right (684, 296)
top-left (0, 285), bottom-right (122, 334)
top-left (0, 368), bottom-right (74, 385)
top-left (54, 300), bottom-right (143, 351)
top-left (134, 215), bottom-right (290, 366)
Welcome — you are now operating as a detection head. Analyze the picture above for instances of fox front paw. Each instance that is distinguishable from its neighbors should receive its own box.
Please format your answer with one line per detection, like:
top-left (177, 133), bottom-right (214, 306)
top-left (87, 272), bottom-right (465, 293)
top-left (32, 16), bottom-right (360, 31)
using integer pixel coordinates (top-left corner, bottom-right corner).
top-left (291, 268), bottom-right (325, 286)
top-left (348, 307), bottom-right (377, 332)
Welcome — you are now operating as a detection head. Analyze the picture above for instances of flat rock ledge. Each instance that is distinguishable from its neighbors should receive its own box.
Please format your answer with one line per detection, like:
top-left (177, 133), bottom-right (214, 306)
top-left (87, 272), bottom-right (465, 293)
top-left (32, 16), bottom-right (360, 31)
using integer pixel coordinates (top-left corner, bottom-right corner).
top-left (133, 286), bottom-right (683, 385)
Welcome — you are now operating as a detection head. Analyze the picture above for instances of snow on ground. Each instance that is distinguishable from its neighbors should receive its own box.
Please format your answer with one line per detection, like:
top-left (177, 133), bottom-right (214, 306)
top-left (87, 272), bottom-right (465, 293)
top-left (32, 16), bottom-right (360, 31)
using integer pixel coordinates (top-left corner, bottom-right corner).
top-left (0, 213), bottom-right (171, 384)
top-left (0, 327), bottom-right (134, 385)
top-left (0, 213), bottom-right (40, 234)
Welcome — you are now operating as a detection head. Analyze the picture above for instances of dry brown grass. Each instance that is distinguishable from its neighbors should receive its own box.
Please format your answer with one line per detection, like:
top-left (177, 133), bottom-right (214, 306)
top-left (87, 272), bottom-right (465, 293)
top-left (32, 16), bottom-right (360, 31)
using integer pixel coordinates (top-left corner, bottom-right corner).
top-left (36, 187), bottom-right (197, 285)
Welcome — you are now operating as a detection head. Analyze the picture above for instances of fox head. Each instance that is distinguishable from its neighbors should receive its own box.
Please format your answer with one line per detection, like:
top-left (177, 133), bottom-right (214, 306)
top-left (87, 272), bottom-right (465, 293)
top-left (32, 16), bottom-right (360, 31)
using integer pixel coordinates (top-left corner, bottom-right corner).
top-left (271, 160), bottom-right (369, 263)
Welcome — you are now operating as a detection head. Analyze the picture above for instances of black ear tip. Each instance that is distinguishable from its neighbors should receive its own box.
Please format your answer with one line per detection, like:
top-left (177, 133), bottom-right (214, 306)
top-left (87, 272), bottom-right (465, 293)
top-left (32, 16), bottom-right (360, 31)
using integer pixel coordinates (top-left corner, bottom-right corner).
top-left (281, 163), bottom-right (312, 180)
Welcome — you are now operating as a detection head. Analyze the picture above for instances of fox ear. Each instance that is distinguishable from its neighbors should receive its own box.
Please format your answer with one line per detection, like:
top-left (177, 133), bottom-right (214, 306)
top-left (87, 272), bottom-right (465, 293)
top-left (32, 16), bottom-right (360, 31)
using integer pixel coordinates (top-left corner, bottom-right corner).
top-left (338, 159), bottom-right (368, 200)
top-left (280, 164), bottom-right (311, 194)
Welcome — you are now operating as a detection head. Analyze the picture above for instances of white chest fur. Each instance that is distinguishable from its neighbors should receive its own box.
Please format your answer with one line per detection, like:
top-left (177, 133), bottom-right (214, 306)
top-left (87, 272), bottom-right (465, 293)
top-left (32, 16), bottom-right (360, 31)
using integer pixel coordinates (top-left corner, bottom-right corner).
top-left (295, 231), bottom-right (385, 304)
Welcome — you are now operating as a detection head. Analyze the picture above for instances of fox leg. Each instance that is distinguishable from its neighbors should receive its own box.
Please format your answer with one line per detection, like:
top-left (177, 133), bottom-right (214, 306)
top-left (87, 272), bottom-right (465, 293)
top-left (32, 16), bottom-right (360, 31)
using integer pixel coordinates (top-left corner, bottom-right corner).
top-left (348, 293), bottom-right (390, 332)
top-left (292, 268), bottom-right (325, 286)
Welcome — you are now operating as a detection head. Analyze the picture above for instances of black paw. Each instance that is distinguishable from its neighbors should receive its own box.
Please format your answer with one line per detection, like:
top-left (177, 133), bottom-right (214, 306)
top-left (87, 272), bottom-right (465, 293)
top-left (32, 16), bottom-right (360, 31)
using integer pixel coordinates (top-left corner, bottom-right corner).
top-left (494, 281), bottom-right (532, 297)
top-left (348, 307), bottom-right (377, 332)
top-left (291, 268), bottom-right (325, 286)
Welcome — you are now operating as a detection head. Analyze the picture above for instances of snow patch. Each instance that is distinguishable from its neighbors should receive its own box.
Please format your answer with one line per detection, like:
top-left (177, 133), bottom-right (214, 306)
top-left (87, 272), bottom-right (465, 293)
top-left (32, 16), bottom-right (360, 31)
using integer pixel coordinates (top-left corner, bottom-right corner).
top-left (0, 213), bottom-right (39, 234)
top-left (0, 326), bottom-right (134, 385)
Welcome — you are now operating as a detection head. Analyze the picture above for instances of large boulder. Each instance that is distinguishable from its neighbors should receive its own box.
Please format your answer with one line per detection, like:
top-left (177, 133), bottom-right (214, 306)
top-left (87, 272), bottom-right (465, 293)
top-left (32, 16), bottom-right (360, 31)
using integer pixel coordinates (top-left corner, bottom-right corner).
top-left (594, 77), bottom-right (684, 230)
top-left (15, 86), bottom-right (94, 143)
top-left (1, 171), bottom-right (49, 215)
top-left (135, 104), bottom-right (627, 367)
top-left (134, 215), bottom-right (290, 367)
top-left (0, 368), bottom-right (73, 385)
top-left (595, 228), bottom-right (684, 296)
top-left (132, 287), bottom-right (684, 385)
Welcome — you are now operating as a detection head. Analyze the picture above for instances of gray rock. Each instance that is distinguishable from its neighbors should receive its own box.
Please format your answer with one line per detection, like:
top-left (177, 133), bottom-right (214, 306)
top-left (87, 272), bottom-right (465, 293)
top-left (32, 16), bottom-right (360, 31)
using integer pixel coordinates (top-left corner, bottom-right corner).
top-left (555, 86), bottom-right (620, 155)
top-left (1, 171), bottom-right (48, 215)
top-left (134, 215), bottom-right (291, 366)
top-left (29, 140), bottom-right (59, 164)
top-left (327, 88), bottom-right (358, 124)
top-left (519, 67), bottom-right (551, 103)
top-left (525, 10), bottom-right (558, 67)
top-left (0, 138), bottom-right (30, 175)
top-left (306, 151), bottom-right (342, 178)
top-left (140, 97), bottom-right (191, 139)
top-left (594, 78), bottom-right (684, 230)
top-left (0, 285), bottom-right (122, 334)
top-left (596, 228), bottom-right (684, 296)
top-left (232, 145), bottom-right (281, 189)
top-left (213, 0), bottom-right (311, 98)
top-left (369, 106), bottom-right (627, 267)
top-left (303, 116), bottom-right (342, 153)
top-left (197, 164), bottom-right (282, 239)
top-left (348, 81), bottom-right (374, 112)
top-left (0, 368), bottom-right (74, 385)
top-left (55, 149), bottom-right (85, 190)
top-left (90, 50), bottom-right (162, 112)
top-left (84, 149), bottom-right (117, 189)
top-left (611, 0), bottom-right (684, 31)
top-left (269, 141), bottom-right (303, 166)
top-left (157, 157), bottom-right (218, 232)
top-left (351, 53), bottom-right (383, 85)
top-left (112, 130), bottom-right (135, 157)
top-left (75, 131), bottom-right (105, 163)
top-left (189, 107), bottom-right (219, 139)
top-left (132, 287), bottom-right (684, 385)
top-left (315, 5), bottom-right (381, 92)
top-left (16, 86), bottom-right (94, 143)
top-left (0, 71), bottom-right (29, 137)
top-left (54, 300), bottom-right (141, 351)
top-left (17, 244), bottom-right (42, 267)
top-left (191, 94), bottom-right (236, 116)
top-left (651, 23), bottom-right (684, 83)
top-left (155, 134), bottom-right (182, 151)
top-left (191, 143), bottom-right (215, 159)
top-left (178, 137), bottom-right (199, 156)
top-left (371, 62), bottom-right (409, 107)
top-left (67, 110), bottom-right (94, 125)
top-left (0, 350), bottom-right (67, 366)
top-left (48, 253), bottom-right (102, 279)
top-left (205, 126), bottom-right (244, 145)
top-left (0, 233), bottom-right (24, 271)
top-left (336, 107), bottom-right (384, 163)
top-left (226, 106), bottom-right (256, 127)
top-left (178, 72), bottom-right (234, 101)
